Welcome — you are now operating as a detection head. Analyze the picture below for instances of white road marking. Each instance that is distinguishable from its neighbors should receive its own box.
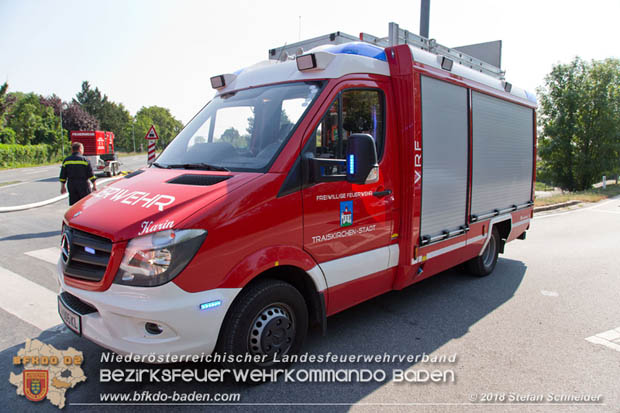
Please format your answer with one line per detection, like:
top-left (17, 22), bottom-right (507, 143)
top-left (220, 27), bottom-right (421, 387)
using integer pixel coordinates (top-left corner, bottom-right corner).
top-left (0, 181), bottom-right (26, 190)
top-left (0, 266), bottom-right (60, 331)
top-left (0, 175), bottom-right (58, 190)
top-left (25, 247), bottom-right (61, 265)
top-left (586, 327), bottom-right (620, 353)
top-left (540, 290), bottom-right (559, 297)
top-left (0, 176), bottom-right (120, 212)
top-left (590, 209), bottom-right (620, 215)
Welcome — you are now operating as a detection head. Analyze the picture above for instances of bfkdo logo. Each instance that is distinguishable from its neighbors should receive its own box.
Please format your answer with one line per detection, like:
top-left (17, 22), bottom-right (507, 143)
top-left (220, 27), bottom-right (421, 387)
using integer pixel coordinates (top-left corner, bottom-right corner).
top-left (340, 201), bottom-right (353, 227)
top-left (24, 370), bottom-right (48, 402)
top-left (9, 339), bottom-right (87, 409)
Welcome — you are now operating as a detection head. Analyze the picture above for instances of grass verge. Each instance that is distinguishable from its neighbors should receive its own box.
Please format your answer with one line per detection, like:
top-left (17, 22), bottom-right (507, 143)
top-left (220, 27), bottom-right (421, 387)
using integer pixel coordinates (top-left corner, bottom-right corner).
top-left (534, 181), bottom-right (554, 191)
top-left (117, 152), bottom-right (148, 157)
top-left (534, 183), bottom-right (620, 207)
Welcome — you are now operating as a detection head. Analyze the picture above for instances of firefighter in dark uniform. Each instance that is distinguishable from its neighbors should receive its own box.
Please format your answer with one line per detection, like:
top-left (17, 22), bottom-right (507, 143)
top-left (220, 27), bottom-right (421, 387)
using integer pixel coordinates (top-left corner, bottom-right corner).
top-left (59, 142), bottom-right (97, 205)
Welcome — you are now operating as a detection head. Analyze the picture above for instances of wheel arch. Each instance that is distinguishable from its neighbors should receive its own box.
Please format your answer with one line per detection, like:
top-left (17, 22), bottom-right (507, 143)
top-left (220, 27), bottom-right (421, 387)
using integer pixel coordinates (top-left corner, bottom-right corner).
top-left (217, 246), bottom-right (328, 341)
top-left (478, 215), bottom-right (512, 256)
top-left (244, 265), bottom-right (327, 335)
top-left (494, 219), bottom-right (511, 254)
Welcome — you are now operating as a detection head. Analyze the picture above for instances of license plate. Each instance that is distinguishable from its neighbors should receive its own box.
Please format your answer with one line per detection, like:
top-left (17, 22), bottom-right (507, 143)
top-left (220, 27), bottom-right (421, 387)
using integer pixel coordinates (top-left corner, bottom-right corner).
top-left (58, 296), bottom-right (82, 336)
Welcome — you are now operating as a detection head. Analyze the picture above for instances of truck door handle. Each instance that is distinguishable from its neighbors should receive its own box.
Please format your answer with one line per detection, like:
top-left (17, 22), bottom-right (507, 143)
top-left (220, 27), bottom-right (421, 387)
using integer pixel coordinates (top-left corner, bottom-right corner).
top-left (373, 189), bottom-right (392, 198)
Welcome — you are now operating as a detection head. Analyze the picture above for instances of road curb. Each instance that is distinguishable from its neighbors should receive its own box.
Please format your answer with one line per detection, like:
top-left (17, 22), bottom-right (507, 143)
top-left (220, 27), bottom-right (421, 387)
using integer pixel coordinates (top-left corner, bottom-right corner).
top-left (533, 200), bottom-right (581, 213)
top-left (0, 176), bottom-right (121, 213)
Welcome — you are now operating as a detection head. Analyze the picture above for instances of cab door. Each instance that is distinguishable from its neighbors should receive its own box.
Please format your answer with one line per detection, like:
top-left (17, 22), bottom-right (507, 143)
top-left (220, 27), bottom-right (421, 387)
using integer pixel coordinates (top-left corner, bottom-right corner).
top-left (301, 82), bottom-right (396, 311)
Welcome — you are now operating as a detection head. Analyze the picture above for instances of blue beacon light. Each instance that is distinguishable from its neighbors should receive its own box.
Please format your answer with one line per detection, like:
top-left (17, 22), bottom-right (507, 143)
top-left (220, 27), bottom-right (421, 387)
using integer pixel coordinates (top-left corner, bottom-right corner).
top-left (200, 300), bottom-right (222, 310)
top-left (348, 154), bottom-right (355, 174)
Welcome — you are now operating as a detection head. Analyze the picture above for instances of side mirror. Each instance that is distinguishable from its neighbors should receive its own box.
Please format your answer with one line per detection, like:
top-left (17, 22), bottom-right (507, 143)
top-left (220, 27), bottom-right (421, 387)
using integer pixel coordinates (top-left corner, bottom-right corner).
top-left (346, 134), bottom-right (379, 184)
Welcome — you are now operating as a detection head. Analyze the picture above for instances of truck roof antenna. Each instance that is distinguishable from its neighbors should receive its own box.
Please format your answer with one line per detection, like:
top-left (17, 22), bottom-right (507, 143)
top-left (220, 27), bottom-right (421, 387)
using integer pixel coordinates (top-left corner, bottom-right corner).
top-left (276, 42), bottom-right (288, 62)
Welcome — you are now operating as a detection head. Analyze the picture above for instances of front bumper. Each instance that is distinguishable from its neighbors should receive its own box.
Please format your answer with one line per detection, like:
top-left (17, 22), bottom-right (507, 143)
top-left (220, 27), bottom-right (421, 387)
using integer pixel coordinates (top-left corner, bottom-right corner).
top-left (57, 259), bottom-right (240, 357)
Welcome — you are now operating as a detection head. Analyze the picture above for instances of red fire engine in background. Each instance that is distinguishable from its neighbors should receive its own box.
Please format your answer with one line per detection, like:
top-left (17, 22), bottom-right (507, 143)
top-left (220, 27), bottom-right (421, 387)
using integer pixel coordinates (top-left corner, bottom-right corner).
top-left (57, 23), bottom-right (536, 370)
top-left (70, 130), bottom-right (121, 176)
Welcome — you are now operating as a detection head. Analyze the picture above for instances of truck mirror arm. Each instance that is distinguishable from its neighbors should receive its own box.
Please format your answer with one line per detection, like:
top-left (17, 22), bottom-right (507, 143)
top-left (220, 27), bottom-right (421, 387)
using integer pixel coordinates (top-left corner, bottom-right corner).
top-left (306, 156), bottom-right (347, 183)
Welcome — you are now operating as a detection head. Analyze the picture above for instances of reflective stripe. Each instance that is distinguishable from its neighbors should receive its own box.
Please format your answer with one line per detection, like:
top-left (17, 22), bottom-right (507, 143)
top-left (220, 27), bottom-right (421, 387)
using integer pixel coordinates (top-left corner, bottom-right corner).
top-left (513, 218), bottom-right (530, 227)
top-left (63, 160), bottom-right (90, 166)
top-left (319, 245), bottom-right (398, 288)
top-left (411, 239), bottom-right (467, 264)
top-left (59, 178), bottom-right (66, 182)
top-left (89, 176), bottom-right (96, 181)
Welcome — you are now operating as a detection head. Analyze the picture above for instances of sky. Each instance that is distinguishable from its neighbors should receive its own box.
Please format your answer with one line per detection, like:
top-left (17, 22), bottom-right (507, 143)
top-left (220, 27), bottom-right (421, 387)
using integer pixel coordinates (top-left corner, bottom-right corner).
top-left (1, 0), bottom-right (619, 124)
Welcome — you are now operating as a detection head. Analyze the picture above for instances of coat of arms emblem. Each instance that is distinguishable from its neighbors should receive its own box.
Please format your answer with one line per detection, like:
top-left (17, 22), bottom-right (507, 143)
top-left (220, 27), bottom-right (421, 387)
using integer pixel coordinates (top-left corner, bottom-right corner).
top-left (23, 370), bottom-right (48, 402)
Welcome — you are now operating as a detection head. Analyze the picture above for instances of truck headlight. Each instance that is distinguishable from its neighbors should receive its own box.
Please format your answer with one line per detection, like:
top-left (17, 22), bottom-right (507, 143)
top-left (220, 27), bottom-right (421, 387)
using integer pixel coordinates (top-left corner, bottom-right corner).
top-left (114, 229), bottom-right (207, 287)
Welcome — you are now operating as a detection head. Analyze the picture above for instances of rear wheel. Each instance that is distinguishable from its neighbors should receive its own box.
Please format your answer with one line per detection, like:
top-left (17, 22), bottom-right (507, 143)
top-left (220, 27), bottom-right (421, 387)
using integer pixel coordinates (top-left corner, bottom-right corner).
top-left (466, 227), bottom-right (500, 276)
top-left (216, 279), bottom-right (308, 371)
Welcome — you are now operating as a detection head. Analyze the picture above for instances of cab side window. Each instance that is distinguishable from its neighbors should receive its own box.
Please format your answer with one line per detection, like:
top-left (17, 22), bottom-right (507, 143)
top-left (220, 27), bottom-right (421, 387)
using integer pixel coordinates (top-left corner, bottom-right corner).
top-left (312, 89), bottom-right (385, 160)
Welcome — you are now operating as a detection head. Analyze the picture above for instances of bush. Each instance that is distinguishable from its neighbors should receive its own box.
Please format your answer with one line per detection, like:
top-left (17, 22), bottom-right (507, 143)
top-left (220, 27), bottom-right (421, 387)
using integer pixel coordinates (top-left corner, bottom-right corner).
top-left (0, 143), bottom-right (62, 168)
top-left (0, 128), bottom-right (16, 144)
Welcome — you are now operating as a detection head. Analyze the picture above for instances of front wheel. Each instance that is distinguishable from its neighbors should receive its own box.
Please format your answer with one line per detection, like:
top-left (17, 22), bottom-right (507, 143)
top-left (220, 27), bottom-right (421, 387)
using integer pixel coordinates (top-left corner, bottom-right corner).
top-left (466, 227), bottom-right (500, 276)
top-left (215, 279), bottom-right (308, 371)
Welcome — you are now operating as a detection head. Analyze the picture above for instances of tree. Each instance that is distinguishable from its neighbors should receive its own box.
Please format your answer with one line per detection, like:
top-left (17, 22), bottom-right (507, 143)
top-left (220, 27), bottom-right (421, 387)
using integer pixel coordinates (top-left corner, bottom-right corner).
top-left (5, 92), bottom-right (61, 146)
top-left (0, 82), bottom-right (10, 128)
top-left (99, 100), bottom-right (132, 150)
top-left (62, 102), bottom-right (100, 132)
top-left (75, 81), bottom-right (106, 120)
top-left (39, 94), bottom-right (63, 116)
top-left (0, 82), bottom-right (15, 143)
top-left (74, 81), bottom-right (135, 150)
top-left (220, 126), bottom-right (249, 148)
top-left (537, 57), bottom-right (620, 191)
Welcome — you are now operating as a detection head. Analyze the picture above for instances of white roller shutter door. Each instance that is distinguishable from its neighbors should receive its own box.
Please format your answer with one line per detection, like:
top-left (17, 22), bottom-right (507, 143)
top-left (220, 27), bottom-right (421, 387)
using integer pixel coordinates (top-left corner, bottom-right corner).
top-left (471, 92), bottom-right (534, 217)
top-left (420, 76), bottom-right (468, 239)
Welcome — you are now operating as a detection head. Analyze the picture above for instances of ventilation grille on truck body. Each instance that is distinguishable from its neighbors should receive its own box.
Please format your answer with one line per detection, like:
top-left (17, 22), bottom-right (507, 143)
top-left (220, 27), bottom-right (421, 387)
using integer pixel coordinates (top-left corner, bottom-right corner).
top-left (63, 228), bottom-right (112, 282)
top-left (166, 174), bottom-right (232, 186)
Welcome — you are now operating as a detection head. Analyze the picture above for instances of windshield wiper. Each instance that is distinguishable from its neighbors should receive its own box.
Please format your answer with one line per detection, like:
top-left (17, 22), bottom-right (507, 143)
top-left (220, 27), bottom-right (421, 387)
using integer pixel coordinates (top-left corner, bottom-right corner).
top-left (166, 163), bottom-right (230, 172)
top-left (151, 162), bottom-right (169, 169)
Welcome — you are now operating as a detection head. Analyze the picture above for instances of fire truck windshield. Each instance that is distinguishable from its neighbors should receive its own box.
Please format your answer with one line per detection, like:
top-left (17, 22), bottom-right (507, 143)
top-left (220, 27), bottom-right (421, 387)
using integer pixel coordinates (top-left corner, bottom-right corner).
top-left (156, 81), bottom-right (323, 172)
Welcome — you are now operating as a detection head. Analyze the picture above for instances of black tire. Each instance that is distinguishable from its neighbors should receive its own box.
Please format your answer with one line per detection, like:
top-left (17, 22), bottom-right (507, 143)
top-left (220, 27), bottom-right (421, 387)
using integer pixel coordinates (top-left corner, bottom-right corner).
top-left (216, 279), bottom-right (308, 371)
top-left (466, 227), bottom-right (500, 276)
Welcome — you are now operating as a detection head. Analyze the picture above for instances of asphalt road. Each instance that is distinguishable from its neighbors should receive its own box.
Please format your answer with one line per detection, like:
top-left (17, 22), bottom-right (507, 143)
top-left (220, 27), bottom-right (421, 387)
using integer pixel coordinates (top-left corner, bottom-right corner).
top-left (0, 167), bottom-right (618, 412)
top-left (0, 155), bottom-right (147, 207)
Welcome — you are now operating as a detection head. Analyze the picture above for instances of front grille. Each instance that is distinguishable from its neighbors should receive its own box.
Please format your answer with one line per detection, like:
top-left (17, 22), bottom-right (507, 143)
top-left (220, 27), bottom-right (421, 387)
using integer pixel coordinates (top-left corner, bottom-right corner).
top-left (60, 292), bottom-right (97, 315)
top-left (64, 228), bottom-right (112, 282)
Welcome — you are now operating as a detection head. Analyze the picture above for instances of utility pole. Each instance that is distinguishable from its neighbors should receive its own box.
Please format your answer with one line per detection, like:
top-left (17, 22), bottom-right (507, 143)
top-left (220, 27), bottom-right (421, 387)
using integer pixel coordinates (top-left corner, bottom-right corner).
top-left (59, 103), bottom-right (67, 157)
top-left (420, 0), bottom-right (430, 38)
top-left (132, 119), bottom-right (136, 153)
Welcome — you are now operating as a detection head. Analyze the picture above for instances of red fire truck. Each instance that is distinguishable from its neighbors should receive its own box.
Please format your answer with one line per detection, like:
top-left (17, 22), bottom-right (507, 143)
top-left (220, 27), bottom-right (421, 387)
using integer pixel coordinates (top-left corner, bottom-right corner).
top-left (70, 130), bottom-right (121, 176)
top-left (57, 23), bottom-right (536, 368)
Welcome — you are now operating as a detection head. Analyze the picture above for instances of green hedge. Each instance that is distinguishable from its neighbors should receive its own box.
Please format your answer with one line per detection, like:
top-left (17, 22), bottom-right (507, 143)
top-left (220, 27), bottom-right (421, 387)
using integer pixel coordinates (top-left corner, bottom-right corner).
top-left (0, 144), bottom-right (62, 168)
